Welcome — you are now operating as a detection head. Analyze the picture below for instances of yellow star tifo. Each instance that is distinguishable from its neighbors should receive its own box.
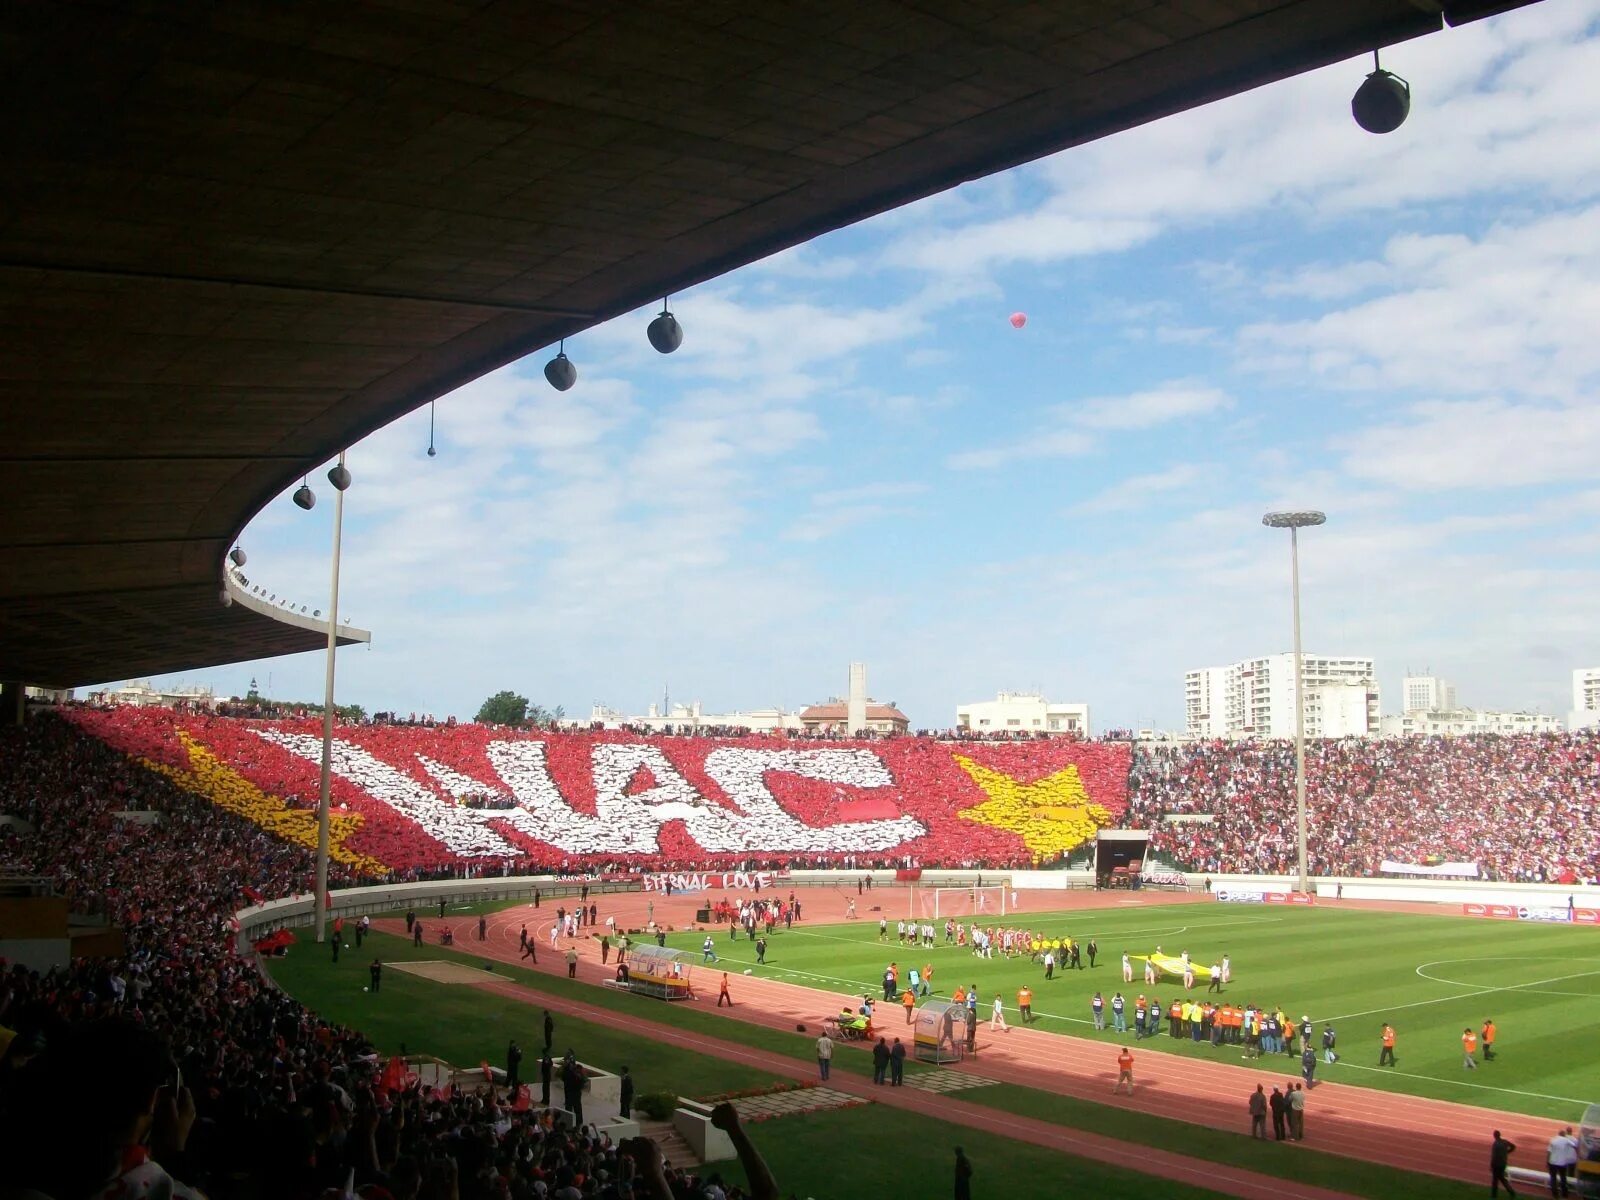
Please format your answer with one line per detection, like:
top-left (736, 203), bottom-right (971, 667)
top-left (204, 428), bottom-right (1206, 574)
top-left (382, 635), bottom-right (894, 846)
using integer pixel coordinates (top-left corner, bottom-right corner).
top-left (141, 731), bottom-right (387, 876)
top-left (953, 755), bottom-right (1112, 859)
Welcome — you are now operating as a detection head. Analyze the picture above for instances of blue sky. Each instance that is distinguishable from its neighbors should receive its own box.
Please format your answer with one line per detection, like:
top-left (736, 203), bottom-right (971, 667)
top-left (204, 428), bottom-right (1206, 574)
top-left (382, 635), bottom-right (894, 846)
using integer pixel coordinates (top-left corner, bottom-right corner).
top-left (130, 1), bottom-right (1600, 730)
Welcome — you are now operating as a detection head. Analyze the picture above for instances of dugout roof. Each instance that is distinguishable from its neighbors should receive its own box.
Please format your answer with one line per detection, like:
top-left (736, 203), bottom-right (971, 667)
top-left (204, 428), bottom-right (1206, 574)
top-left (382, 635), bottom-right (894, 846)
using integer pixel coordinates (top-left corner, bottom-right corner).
top-left (0, 0), bottom-right (1539, 687)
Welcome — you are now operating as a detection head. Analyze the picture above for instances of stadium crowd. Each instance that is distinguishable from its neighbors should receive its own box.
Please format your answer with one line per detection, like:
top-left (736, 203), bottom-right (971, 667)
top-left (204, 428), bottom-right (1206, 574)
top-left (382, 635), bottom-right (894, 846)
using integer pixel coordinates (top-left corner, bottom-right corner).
top-left (4, 703), bottom-right (1600, 1195)
top-left (0, 715), bottom-right (783, 1200)
top-left (1127, 733), bottom-right (1600, 881)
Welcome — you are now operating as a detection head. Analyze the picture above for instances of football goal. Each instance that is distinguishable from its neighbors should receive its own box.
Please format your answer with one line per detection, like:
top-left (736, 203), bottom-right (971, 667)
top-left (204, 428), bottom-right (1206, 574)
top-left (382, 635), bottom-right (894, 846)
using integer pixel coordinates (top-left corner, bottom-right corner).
top-left (913, 884), bottom-right (1007, 920)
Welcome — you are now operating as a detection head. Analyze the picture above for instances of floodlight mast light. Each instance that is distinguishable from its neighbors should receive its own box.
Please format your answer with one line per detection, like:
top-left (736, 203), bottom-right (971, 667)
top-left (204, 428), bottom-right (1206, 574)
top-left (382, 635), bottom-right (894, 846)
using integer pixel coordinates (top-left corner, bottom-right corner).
top-left (1261, 509), bottom-right (1327, 895)
top-left (1262, 511), bottom-right (1326, 531)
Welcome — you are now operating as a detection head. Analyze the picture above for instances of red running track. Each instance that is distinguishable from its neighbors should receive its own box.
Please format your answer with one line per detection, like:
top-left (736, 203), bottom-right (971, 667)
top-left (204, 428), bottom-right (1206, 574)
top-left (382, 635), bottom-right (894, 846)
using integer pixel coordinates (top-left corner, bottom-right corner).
top-left (376, 886), bottom-right (1564, 1190)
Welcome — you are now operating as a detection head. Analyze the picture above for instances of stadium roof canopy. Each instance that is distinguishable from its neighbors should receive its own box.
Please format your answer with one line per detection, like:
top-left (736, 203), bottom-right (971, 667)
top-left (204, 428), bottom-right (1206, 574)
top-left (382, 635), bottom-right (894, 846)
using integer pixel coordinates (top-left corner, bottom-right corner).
top-left (0, 0), bottom-right (1539, 689)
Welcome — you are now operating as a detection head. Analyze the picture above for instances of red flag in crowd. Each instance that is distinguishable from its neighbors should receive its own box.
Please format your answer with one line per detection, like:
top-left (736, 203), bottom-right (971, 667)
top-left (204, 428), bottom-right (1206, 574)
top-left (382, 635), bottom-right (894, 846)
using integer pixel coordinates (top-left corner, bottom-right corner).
top-left (377, 1055), bottom-right (409, 1096)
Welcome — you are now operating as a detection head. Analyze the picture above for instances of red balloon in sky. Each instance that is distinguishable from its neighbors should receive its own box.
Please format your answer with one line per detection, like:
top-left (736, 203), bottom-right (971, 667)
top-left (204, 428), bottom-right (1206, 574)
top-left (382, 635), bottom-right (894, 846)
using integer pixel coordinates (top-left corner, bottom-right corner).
top-left (1009, 312), bottom-right (1027, 329)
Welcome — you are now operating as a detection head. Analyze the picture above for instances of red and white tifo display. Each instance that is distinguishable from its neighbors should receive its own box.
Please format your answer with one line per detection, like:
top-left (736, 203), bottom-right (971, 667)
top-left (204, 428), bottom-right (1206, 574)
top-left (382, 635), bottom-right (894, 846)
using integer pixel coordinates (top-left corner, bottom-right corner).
top-left (67, 707), bottom-right (1130, 873)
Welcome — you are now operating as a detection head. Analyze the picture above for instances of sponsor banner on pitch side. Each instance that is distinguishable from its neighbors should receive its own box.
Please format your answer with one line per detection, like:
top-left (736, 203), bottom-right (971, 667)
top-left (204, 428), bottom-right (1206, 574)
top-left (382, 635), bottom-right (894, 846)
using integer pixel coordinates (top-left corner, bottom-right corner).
top-left (1461, 903), bottom-right (1596, 923)
top-left (1217, 888), bottom-right (1314, 905)
top-left (1215, 888), bottom-right (1266, 903)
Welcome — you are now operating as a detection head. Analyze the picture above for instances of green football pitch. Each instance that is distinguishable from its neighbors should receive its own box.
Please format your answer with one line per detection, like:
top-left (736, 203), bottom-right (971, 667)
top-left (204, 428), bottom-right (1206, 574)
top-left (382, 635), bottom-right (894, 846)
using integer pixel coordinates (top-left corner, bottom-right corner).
top-left (658, 900), bottom-right (1600, 1119)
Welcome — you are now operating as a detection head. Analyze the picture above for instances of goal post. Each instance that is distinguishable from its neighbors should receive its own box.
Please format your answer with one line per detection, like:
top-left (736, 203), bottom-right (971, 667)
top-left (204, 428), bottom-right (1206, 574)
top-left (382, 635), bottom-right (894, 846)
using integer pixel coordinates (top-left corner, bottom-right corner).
top-left (916, 885), bottom-right (1007, 920)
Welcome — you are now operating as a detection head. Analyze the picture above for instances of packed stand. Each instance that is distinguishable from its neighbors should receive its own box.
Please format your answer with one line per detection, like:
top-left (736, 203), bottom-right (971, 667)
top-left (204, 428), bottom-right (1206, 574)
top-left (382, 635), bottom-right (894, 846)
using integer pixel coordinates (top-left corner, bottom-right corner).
top-left (1127, 732), bottom-right (1600, 882)
top-left (0, 714), bottom-right (792, 1200)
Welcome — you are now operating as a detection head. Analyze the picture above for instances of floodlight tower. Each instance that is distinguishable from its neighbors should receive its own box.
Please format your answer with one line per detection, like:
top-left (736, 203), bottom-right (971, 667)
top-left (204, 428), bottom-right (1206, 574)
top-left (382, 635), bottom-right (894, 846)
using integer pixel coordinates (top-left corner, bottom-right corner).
top-left (1261, 510), bottom-right (1326, 895)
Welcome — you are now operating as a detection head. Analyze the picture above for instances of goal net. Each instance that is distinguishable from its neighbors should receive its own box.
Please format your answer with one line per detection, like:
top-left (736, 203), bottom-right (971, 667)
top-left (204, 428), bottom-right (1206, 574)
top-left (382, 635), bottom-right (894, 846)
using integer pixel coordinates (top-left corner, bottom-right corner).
top-left (916, 885), bottom-right (1006, 920)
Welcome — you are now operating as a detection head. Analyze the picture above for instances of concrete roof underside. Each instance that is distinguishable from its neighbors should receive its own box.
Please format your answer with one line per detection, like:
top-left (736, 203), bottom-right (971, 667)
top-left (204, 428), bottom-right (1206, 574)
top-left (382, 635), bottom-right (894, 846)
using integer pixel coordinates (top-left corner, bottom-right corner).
top-left (0, 0), bottom-right (1538, 688)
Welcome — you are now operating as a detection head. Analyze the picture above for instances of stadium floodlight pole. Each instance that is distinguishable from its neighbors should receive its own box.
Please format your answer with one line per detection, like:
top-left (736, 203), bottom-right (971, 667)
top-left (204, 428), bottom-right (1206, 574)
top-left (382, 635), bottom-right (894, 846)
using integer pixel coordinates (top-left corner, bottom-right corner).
top-left (315, 452), bottom-right (352, 943)
top-left (1261, 510), bottom-right (1326, 896)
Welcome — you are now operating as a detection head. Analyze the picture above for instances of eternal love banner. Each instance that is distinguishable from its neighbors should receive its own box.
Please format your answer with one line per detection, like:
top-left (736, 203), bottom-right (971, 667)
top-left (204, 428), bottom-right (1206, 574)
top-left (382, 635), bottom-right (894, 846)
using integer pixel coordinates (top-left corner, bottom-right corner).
top-left (71, 708), bottom-right (1131, 871)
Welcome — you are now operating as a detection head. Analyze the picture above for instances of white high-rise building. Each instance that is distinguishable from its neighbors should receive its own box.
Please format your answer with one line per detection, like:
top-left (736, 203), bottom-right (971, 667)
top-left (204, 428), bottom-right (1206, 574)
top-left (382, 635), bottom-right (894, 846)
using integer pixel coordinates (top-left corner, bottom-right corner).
top-left (1183, 667), bottom-right (1229, 738)
top-left (1183, 654), bottom-right (1379, 740)
top-left (956, 691), bottom-right (1090, 736)
top-left (1403, 674), bottom-right (1456, 713)
top-left (1572, 668), bottom-right (1600, 731)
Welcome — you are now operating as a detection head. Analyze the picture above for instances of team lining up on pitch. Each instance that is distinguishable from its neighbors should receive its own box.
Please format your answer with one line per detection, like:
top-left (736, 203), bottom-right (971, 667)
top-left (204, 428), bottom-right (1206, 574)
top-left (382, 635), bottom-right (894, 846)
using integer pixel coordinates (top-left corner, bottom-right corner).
top-left (860, 921), bottom-right (1348, 1085)
top-left (671, 899), bottom-right (1540, 1091)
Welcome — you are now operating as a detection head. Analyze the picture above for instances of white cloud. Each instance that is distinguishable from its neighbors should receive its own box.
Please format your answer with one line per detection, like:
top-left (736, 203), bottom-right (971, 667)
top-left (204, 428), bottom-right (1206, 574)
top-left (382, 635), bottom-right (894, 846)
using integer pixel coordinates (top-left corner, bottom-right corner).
top-left (1337, 398), bottom-right (1600, 490)
top-left (749, 243), bottom-right (860, 281)
top-left (946, 428), bottom-right (1096, 471)
top-left (585, 287), bottom-right (927, 383)
top-left (884, 210), bottom-right (1157, 275)
top-left (781, 482), bottom-right (929, 542)
top-left (782, 504), bottom-right (902, 543)
top-left (884, 5), bottom-right (1600, 279)
top-left (1071, 463), bottom-right (1210, 514)
top-left (1068, 384), bottom-right (1232, 431)
top-left (950, 383), bottom-right (1231, 470)
top-left (1242, 206), bottom-right (1600, 400)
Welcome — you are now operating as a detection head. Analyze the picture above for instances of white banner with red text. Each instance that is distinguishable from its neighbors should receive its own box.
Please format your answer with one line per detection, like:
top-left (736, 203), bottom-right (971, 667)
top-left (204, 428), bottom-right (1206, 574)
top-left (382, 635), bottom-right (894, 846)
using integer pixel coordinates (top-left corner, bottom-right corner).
top-left (641, 870), bottom-right (786, 894)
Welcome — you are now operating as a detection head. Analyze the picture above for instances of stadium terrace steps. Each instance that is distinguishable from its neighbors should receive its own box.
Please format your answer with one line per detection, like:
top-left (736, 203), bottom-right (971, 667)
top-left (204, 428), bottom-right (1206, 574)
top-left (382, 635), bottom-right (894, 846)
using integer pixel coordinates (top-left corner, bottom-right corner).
top-left (635, 1118), bottom-right (700, 1170)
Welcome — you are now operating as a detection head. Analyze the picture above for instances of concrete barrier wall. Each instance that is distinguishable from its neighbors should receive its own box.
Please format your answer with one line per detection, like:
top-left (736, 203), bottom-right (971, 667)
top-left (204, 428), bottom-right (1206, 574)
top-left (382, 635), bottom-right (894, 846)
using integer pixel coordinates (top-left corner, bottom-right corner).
top-left (237, 876), bottom-right (638, 943)
top-left (1176, 873), bottom-right (1600, 908)
top-left (1309, 878), bottom-right (1600, 907)
top-left (673, 1101), bottom-right (735, 1162)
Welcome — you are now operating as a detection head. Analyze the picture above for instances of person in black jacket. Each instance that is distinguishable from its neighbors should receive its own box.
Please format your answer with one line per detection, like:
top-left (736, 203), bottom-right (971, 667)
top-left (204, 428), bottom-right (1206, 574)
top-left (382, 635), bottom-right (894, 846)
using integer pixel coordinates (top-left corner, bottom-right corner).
top-left (539, 1050), bottom-right (554, 1106)
top-left (1269, 1086), bottom-right (1287, 1140)
top-left (1491, 1131), bottom-right (1517, 1197)
top-left (619, 1066), bottom-right (634, 1119)
top-left (561, 1052), bottom-right (585, 1126)
top-left (506, 1039), bottom-right (522, 1092)
top-left (954, 1147), bottom-right (973, 1200)
top-left (872, 1037), bottom-right (890, 1084)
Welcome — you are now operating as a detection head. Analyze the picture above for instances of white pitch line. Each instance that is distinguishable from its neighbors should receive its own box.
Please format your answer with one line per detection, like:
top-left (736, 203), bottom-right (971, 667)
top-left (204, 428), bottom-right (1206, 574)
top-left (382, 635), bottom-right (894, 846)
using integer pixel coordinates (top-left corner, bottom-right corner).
top-left (1318, 964), bottom-right (1600, 1024)
top-left (1325, 1059), bottom-right (1592, 1108)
